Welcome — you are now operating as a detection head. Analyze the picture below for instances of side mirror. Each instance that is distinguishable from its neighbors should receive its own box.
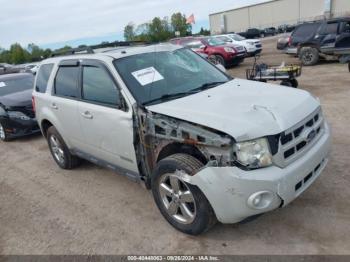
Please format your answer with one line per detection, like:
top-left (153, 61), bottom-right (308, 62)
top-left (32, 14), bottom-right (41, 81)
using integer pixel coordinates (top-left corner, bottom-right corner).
top-left (216, 63), bottom-right (226, 73)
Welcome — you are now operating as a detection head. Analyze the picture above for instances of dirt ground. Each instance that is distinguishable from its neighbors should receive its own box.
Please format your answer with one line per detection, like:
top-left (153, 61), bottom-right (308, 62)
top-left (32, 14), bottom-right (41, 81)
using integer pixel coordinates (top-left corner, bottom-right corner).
top-left (1, 36), bottom-right (350, 255)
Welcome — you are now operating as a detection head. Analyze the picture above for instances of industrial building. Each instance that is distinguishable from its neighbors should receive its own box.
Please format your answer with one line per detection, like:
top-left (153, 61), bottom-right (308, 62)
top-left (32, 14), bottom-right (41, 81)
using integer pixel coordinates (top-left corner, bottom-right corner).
top-left (209, 0), bottom-right (350, 34)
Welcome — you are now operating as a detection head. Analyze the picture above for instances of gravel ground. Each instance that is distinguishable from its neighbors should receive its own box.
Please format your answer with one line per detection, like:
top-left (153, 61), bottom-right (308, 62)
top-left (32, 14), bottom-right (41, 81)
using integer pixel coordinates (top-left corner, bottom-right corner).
top-left (1, 36), bottom-right (350, 255)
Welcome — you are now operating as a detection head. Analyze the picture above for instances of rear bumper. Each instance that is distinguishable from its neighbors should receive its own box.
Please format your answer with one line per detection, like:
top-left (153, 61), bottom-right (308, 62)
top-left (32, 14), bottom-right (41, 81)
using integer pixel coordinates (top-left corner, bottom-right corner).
top-left (0, 117), bottom-right (40, 138)
top-left (285, 47), bottom-right (298, 55)
top-left (186, 122), bottom-right (331, 224)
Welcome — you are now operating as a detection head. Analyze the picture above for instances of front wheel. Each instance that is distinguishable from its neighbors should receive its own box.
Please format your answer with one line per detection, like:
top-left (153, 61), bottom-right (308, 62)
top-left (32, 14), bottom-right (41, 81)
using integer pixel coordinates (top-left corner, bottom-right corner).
top-left (151, 154), bottom-right (217, 235)
top-left (215, 55), bottom-right (226, 67)
top-left (0, 122), bottom-right (10, 142)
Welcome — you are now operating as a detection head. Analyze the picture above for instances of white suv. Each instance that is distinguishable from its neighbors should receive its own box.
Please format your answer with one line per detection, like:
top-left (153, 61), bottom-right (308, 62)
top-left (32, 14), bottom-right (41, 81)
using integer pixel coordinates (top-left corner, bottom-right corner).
top-left (213, 34), bottom-right (262, 56)
top-left (33, 44), bottom-right (331, 235)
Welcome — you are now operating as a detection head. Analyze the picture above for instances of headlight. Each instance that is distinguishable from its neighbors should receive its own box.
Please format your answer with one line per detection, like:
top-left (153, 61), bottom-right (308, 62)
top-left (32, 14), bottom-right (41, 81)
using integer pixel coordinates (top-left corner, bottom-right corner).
top-left (234, 138), bottom-right (272, 169)
top-left (224, 47), bottom-right (236, 53)
top-left (8, 111), bottom-right (31, 121)
top-left (247, 42), bottom-right (255, 46)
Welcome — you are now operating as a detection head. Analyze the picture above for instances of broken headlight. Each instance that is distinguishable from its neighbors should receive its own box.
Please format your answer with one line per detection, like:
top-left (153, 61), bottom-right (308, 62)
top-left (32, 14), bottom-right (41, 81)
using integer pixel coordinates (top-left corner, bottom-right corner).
top-left (233, 138), bottom-right (272, 169)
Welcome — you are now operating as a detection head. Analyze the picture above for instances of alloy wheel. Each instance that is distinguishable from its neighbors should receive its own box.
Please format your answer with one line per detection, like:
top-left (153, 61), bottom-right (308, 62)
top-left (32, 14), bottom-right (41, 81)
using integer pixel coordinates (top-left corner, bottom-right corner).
top-left (158, 173), bottom-right (196, 224)
top-left (0, 123), bottom-right (6, 140)
top-left (50, 135), bottom-right (65, 165)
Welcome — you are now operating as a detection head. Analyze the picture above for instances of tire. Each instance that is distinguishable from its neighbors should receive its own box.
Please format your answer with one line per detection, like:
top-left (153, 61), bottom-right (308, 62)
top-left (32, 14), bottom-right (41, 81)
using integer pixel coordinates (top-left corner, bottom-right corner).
top-left (280, 80), bottom-right (293, 87)
top-left (290, 79), bottom-right (299, 88)
top-left (215, 55), bottom-right (226, 67)
top-left (151, 153), bottom-right (217, 235)
top-left (208, 55), bottom-right (218, 64)
top-left (299, 47), bottom-right (319, 66)
top-left (0, 122), bottom-right (10, 142)
top-left (47, 126), bottom-right (80, 169)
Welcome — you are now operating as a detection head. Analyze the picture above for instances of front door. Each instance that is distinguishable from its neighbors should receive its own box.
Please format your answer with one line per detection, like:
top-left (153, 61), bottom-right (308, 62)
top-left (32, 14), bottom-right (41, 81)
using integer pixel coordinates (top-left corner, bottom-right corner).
top-left (77, 60), bottom-right (138, 174)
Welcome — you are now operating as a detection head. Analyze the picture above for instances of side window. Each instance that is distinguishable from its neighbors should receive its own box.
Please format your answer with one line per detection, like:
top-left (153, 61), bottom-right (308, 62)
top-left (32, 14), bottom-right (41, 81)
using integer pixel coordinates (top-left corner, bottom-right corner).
top-left (321, 23), bottom-right (338, 34)
top-left (35, 64), bottom-right (54, 93)
top-left (82, 66), bottom-right (120, 106)
top-left (54, 66), bottom-right (79, 98)
top-left (342, 22), bottom-right (350, 33)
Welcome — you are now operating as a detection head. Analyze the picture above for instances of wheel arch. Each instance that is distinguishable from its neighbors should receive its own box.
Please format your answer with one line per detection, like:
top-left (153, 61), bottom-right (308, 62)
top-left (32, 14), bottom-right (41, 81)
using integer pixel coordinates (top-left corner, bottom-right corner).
top-left (41, 119), bottom-right (54, 138)
top-left (157, 142), bottom-right (208, 165)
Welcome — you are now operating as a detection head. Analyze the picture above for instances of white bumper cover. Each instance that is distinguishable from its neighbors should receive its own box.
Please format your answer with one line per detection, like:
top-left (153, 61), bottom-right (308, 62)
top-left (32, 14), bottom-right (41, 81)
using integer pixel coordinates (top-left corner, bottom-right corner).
top-left (186, 123), bottom-right (331, 224)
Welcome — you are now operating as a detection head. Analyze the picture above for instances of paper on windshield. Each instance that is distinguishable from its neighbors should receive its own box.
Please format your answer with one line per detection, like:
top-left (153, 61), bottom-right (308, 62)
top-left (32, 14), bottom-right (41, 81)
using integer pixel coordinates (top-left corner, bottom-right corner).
top-left (132, 67), bottom-right (164, 86)
top-left (0, 82), bottom-right (6, 88)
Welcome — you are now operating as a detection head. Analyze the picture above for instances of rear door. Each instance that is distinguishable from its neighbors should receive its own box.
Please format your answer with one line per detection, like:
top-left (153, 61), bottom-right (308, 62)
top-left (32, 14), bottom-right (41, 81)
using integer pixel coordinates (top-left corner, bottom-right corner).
top-left (335, 20), bottom-right (350, 51)
top-left (77, 60), bottom-right (138, 173)
top-left (317, 21), bottom-right (339, 50)
top-left (49, 60), bottom-right (84, 149)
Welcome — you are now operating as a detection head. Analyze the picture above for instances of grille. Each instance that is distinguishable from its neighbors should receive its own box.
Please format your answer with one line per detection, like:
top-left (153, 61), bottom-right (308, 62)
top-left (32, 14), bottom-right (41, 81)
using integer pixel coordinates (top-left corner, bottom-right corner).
top-left (295, 159), bottom-right (326, 192)
top-left (236, 46), bottom-right (245, 52)
top-left (276, 107), bottom-right (324, 167)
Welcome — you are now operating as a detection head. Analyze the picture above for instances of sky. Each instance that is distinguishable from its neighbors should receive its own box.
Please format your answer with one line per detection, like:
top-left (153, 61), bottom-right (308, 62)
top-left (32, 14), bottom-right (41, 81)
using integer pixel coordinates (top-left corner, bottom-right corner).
top-left (0, 0), bottom-right (269, 50)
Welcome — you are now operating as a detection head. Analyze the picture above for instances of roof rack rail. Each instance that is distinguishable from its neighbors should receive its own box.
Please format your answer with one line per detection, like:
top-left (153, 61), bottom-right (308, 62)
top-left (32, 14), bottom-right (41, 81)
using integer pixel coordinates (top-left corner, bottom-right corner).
top-left (50, 41), bottom-right (151, 57)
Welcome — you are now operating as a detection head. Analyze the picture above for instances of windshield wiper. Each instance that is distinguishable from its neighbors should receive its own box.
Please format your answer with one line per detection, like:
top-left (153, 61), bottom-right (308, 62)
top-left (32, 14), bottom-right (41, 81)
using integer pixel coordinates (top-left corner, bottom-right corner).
top-left (142, 81), bottom-right (228, 106)
top-left (192, 81), bottom-right (228, 92)
top-left (143, 91), bottom-right (198, 106)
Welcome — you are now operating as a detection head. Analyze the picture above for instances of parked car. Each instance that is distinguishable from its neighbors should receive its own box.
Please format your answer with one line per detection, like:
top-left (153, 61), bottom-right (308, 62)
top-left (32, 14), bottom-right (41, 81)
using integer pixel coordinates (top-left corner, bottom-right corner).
top-left (21, 63), bottom-right (40, 75)
top-left (278, 24), bottom-right (296, 33)
top-left (170, 37), bottom-right (246, 67)
top-left (262, 27), bottom-right (277, 37)
top-left (0, 73), bottom-right (40, 141)
top-left (287, 22), bottom-right (323, 56)
top-left (289, 18), bottom-right (350, 65)
top-left (213, 34), bottom-right (262, 56)
top-left (33, 43), bottom-right (331, 235)
top-left (277, 33), bottom-right (292, 50)
top-left (238, 28), bottom-right (263, 39)
top-left (0, 63), bottom-right (20, 75)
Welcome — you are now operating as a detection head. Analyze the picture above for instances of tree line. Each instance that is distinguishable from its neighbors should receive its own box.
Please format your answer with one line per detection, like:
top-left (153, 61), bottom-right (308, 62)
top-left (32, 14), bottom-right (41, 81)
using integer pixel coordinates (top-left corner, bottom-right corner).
top-left (0, 44), bottom-right (75, 65)
top-left (124, 12), bottom-right (210, 42)
top-left (1, 12), bottom-right (210, 65)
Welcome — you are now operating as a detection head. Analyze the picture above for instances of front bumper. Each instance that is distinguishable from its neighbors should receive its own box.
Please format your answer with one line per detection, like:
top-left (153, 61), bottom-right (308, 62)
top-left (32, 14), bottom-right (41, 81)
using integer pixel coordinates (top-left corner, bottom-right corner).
top-left (185, 123), bottom-right (331, 224)
top-left (0, 117), bottom-right (40, 138)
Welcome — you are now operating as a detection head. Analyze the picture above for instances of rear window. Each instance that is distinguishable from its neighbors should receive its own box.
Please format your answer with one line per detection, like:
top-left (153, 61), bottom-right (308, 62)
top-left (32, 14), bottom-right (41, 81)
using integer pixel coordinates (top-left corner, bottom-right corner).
top-left (54, 67), bottom-right (79, 98)
top-left (35, 64), bottom-right (54, 93)
top-left (0, 75), bottom-right (34, 96)
top-left (294, 23), bottom-right (321, 37)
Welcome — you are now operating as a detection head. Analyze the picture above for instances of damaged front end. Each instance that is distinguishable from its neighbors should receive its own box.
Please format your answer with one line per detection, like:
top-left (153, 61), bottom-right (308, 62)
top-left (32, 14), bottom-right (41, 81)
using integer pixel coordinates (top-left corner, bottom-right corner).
top-left (132, 105), bottom-right (234, 187)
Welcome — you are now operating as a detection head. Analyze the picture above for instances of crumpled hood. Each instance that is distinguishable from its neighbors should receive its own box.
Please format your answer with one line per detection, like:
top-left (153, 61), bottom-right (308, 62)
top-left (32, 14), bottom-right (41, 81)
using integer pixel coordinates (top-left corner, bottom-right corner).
top-left (0, 89), bottom-right (32, 108)
top-left (146, 79), bottom-right (320, 141)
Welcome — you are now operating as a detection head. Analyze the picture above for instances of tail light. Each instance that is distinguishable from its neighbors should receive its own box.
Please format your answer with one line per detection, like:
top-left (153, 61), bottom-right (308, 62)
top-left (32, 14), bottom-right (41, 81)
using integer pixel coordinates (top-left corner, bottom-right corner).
top-left (32, 95), bottom-right (36, 112)
top-left (288, 36), bottom-right (292, 47)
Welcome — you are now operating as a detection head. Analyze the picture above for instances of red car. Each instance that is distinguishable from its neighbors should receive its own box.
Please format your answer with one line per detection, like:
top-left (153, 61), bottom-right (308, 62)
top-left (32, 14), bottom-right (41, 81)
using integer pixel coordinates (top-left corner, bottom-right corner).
top-left (170, 37), bottom-right (246, 67)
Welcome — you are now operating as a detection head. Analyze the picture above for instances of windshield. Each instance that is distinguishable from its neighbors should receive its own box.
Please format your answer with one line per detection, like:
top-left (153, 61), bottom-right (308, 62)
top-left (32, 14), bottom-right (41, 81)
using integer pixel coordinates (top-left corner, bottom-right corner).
top-left (205, 37), bottom-right (227, 46)
top-left (230, 34), bottom-right (245, 41)
top-left (0, 75), bottom-right (34, 97)
top-left (113, 48), bottom-right (230, 105)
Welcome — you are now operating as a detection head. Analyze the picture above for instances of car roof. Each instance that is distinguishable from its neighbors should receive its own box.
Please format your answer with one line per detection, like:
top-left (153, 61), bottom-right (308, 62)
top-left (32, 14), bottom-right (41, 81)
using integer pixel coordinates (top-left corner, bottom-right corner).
top-left (0, 73), bottom-right (33, 81)
top-left (41, 43), bottom-right (183, 64)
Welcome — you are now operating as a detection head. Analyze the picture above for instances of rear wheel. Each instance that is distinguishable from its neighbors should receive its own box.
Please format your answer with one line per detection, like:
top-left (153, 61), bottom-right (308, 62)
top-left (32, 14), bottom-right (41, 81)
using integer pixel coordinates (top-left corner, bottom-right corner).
top-left (290, 79), bottom-right (299, 88)
top-left (0, 122), bottom-right (9, 142)
top-left (47, 126), bottom-right (80, 169)
top-left (299, 47), bottom-right (319, 66)
top-left (280, 80), bottom-right (293, 87)
top-left (152, 154), bottom-right (217, 235)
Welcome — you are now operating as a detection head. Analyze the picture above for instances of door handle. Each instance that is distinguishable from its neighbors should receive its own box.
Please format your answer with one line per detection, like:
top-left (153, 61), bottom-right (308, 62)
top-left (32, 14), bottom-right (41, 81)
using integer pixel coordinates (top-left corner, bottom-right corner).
top-left (81, 111), bottom-right (93, 119)
top-left (51, 103), bottom-right (58, 110)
